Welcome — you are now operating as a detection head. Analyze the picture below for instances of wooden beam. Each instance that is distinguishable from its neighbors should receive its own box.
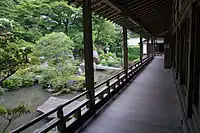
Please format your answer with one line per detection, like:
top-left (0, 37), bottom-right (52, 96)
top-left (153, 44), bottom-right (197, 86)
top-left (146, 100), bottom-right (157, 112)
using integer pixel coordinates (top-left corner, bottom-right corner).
top-left (186, 3), bottom-right (196, 117)
top-left (103, 9), bottom-right (118, 18)
top-left (129, 0), bottom-right (167, 12)
top-left (93, 4), bottom-right (107, 12)
top-left (140, 30), bottom-right (143, 62)
top-left (147, 39), bottom-right (150, 55)
top-left (102, 0), bottom-right (149, 33)
top-left (135, 3), bottom-right (170, 18)
top-left (125, 0), bottom-right (144, 7)
top-left (106, 12), bottom-right (120, 20)
top-left (131, 2), bottom-right (169, 16)
top-left (91, 0), bottom-right (103, 8)
top-left (123, 26), bottom-right (128, 70)
top-left (127, 0), bottom-right (155, 10)
top-left (83, 0), bottom-right (95, 111)
top-left (97, 8), bottom-right (113, 16)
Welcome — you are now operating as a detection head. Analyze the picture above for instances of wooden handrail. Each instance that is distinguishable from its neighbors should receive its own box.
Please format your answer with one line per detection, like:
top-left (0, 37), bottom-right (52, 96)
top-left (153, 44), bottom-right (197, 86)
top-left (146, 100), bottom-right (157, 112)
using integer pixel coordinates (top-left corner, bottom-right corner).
top-left (11, 90), bottom-right (89, 133)
top-left (11, 54), bottom-right (154, 133)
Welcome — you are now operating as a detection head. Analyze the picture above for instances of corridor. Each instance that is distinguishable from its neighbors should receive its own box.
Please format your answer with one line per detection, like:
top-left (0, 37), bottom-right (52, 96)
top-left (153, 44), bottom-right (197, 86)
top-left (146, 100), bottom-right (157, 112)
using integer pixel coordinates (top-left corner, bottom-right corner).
top-left (79, 57), bottom-right (183, 133)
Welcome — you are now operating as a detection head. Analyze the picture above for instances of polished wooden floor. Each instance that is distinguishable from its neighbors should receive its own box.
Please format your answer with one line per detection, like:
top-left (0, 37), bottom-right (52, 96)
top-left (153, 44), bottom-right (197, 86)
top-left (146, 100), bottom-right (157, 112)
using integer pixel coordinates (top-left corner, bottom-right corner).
top-left (79, 57), bottom-right (182, 133)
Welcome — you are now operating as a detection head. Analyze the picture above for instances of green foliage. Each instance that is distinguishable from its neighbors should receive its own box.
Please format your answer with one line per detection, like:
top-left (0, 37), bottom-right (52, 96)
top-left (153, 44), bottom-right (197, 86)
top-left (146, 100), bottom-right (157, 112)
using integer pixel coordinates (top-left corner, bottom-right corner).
top-left (0, 104), bottom-right (31, 133)
top-left (134, 58), bottom-right (140, 63)
top-left (93, 17), bottom-right (121, 53)
top-left (0, 0), bottom-right (15, 19)
top-left (36, 32), bottom-right (74, 67)
top-left (0, 0), bottom-right (125, 93)
top-left (99, 53), bottom-right (121, 67)
top-left (39, 67), bottom-right (85, 95)
top-left (0, 87), bottom-right (4, 96)
top-left (69, 75), bottom-right (85, 91)
top-left (0, 18), bottom-right (32, 85)
top-left (2, 70), bottom-right (35, 90)
top-left (2, 77), bottom-right (22, 90)
top-left (128, 46), bottom-right (140, 61)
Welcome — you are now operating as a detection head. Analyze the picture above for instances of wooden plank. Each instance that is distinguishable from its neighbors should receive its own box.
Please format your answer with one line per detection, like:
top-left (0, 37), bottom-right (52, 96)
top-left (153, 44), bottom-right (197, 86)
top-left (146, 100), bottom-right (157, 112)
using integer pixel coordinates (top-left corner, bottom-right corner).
top-left (80, 57), bottom-right (182, 133)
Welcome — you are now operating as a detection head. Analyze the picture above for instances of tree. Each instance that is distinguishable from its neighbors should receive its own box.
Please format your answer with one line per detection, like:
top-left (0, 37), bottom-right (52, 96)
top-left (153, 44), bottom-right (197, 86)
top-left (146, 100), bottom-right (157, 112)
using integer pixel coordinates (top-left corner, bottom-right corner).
top-left (13, 0), bottom-right (75, 34)
top-left (36, 32), bottom-right (75, 73)
top-left (93, 17), bottom-right (118, 52)
top-left (0, 0), bottom-right (15, 19)
top-left (0, 105), bottom-right (30, 133)
top-left (0, 18), bottom-right (32, 85)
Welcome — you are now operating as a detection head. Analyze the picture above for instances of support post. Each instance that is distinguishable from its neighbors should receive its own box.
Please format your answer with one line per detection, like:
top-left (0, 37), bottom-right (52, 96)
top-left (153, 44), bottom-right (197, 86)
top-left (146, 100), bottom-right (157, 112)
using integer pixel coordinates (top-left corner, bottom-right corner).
top-left (164, 35), bottom-right (171, 69)
top-left (186, 3), bottom-right (196, 117)
top-left (83, 0), bottom-right (95, 111)
top-left (147, 39), bottom-right (149, 56)
top-left (123, 26), bottom-right (128, 76)
top-left (151, 37), bottom-right (154, 55)
top-left (57, 106), bottom-right (66, 132)
top-left (140, 33), bottom-right (143, 62)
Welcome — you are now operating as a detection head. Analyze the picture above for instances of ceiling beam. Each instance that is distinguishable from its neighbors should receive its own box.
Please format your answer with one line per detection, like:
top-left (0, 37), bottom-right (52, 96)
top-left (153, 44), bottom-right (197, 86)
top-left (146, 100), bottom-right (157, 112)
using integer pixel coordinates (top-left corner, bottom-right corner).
top-left (127, 0), bottom-right (157, 10)
top-left (91, 0), bottom-right (103, 8)
top-left (130, 0), bottom-right (169, 13)
top-left (93, 4), bottom-right (107, 12)
top-left (136, 4), bottom-right (170, 18)
top-left (103, 10), bottom-right (118, 18)
top-left (97, 8), bottom-right (113, 16)
top-left (102, 0), bottom-right (149, 33)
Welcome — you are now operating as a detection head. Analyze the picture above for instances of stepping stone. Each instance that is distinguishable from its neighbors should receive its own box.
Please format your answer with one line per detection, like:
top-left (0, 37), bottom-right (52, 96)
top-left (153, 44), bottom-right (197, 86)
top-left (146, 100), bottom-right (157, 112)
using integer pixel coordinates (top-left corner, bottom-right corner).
top-left (37, 97), bottom-right (80, 119)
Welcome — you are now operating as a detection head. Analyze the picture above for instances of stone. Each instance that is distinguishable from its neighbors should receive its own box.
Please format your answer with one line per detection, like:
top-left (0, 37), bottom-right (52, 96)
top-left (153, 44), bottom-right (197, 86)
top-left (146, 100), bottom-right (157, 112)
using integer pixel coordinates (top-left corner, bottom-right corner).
top-left (37, 97), bottom-right (80, 119)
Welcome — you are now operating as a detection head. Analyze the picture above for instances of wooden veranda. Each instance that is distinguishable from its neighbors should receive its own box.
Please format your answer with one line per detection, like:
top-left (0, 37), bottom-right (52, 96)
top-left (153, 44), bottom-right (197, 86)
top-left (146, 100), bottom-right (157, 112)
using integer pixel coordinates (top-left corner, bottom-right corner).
top-left (11, 0), bottom-right (200, 133)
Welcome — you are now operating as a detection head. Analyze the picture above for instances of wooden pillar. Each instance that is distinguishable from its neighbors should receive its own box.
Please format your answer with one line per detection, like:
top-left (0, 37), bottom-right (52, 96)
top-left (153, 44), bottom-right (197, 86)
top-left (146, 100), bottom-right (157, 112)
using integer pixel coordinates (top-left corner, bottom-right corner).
top-left (186, 4), bottom-right (195, 117)
top-left (164, 35), bottom-right (171, 69)
top-left (140, 33), bottom-right (143, 62)
top-left (151, 37), bottom-right (154, 54)
top-left (83, 0), bottom-right (94, 111)
top-left (154, 37), bottom-right (157, 53)
top-left (123, 26), bottom-right (128, 70)
top-left (147, 39), bottom-right (149, 55)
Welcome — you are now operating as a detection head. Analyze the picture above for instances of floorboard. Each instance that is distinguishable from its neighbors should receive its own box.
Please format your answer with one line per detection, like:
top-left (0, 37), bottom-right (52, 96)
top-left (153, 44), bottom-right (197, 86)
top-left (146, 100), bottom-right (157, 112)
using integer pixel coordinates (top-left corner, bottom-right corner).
top-left (79, 57), bottom-right (182, 133)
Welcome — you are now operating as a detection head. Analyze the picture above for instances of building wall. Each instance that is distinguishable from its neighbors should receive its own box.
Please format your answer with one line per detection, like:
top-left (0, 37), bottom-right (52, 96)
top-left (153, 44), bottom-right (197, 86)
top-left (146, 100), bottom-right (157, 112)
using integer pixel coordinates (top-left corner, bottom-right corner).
top-left (168, 0), bottom-right (200, 132)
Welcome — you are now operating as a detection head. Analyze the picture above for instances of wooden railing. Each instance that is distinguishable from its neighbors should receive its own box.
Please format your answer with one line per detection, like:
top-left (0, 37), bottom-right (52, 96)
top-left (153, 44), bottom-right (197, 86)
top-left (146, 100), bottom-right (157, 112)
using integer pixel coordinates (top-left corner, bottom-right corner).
top-left (11, 54), bottom-right (154, 133)
top-left (154, 52), bottom-right (164, 56)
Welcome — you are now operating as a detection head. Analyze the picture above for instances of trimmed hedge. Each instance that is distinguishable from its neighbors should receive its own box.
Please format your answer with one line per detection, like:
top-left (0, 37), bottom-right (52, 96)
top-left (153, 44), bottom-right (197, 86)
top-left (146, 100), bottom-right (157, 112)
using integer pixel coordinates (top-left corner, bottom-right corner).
top-left (116, 46), bottom-right (140, 61)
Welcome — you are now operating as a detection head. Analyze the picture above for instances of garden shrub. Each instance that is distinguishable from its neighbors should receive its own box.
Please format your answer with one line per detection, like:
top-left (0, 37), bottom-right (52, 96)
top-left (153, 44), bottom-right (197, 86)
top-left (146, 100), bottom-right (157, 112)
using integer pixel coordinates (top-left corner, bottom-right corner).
top-left (0, 87), bottom-right (4, 96)
top-left (99, 52), bottom-right (121, 67)
top-left (20, 73), bottom-right (35, 87)
top-left (2, 78), bottom-right (22, 90)
top-left (39, 67), bottom-right (85, 95)
top-left (68, 76), bottom-right (85, 91)
top-left (1, 70), bottom-right (36, 90)
top-left (128, 46), bottom-right (140, 61)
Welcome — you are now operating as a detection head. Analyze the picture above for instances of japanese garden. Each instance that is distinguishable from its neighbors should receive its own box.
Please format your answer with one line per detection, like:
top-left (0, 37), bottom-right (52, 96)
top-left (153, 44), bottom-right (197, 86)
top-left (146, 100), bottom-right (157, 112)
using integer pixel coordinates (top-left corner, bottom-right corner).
top-left (0, 0), bottom-right (141, 132)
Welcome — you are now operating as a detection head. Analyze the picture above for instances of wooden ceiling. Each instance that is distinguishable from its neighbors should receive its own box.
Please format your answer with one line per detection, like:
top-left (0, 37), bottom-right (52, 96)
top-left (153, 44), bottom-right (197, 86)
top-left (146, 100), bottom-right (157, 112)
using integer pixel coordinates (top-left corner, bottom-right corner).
top-left (69, 0), bottom-right (174, 38)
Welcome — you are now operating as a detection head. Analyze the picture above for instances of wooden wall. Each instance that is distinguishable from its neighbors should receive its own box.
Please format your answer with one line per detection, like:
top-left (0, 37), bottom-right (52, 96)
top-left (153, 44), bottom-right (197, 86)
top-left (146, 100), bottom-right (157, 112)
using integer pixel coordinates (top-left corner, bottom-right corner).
top-left (169, 0), bottom-right (200, 133)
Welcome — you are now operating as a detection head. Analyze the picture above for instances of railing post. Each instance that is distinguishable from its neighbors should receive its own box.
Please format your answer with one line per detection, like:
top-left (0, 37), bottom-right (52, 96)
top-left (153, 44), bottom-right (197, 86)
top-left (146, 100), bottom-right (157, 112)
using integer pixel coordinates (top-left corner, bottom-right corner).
top-left (74, 109), bottom-right (81, 119)
top-left (57, 106), bottom-right (66, 132)
top-left (106, 80), bottom-right (110, 96)
top-left (117, 74), bottom-right (120, 87)
top-left (130, 66), bottom-right (133, 77)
